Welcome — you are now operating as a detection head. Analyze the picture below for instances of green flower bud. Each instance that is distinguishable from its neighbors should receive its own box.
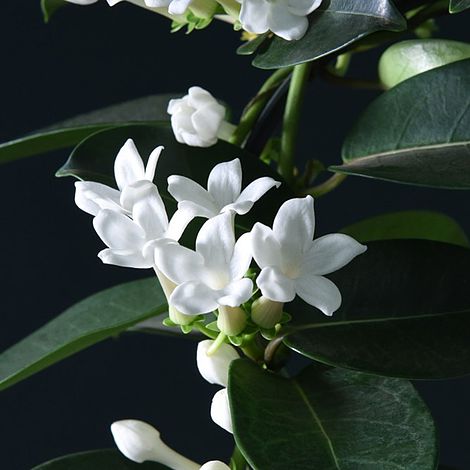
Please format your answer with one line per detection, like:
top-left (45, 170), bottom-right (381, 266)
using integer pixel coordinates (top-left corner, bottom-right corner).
top-left (379, 39), bottom-right (470, 89)
top-left (168, 305), bottom-right (194, 326)
top-left (251, 297), bottom-right (284, 329)
top-left (217, 305), bottom-right (247, 337)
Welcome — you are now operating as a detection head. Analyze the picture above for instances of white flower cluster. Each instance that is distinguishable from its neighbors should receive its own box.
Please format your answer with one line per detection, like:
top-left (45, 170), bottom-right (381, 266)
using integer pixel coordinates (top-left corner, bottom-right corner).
top-left (75, 139), bottom-right (366, 335)
top-left (64, 0), bottom-right (323, 41)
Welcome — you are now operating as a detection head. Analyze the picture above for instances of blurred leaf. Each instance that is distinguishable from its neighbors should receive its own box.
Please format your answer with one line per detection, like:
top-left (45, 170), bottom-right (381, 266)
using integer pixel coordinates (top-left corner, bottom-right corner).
top-left (0, 94), bottom-right (176, 165)
top-left (236, 33), bottom-right (270, 56)
top-left (285, 240), bottom-right (470, 379)
top-left (0, 278), bottom-right (167, 391)
top-left (41, 0), bottom-right (67, 22)
top-left (449, 0), bottom-right (470, 13)
top-left (252, 0), bottom-right (406, 69)
top-left (57, 124), bottom-right (293, 230)
top-left (229, 359), bottom-right (437, 470)
top-left (32, 449), bottom-right (169, 469)
top-left (332, 59), bottom-right (470, 188)
top-left (340, 210), bottom-right (469, 247)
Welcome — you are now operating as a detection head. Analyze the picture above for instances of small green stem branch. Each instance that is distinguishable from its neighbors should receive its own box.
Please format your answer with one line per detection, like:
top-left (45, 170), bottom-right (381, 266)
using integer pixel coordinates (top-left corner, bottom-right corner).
top-left (278, 62), bottom-right (312, 184)
top-left (192, 321), bottom-right (219, 339)
top-left (230, 67), bottom-right (292, 147)
top-left (302, 173), bottom-right (347, 197)
top-left (230, 444), bottom-right (248, 470)
top-left (207, 331), bottom-right (227, 355)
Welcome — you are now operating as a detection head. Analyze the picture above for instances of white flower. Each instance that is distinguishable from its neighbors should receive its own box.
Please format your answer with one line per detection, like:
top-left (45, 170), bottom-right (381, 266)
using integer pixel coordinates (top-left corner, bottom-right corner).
top-left (168, 158), bottom-right (281, 221)
top-left (153, 212), bottom-right (253, 314)
top-left (210, 388), bottom-right (233, 434)
top-left (111, 420), bottom-right (199, 469)
top-left (167, 87), bottom-right (231, 147)
top-left (238, 0), bottom-right (322, 41)
top-left (251, 196), bottom-right (367, 316)
top-left (65, 0), bottom-right (98, 4)
top-left (200, 462), bottom-right (230, 470)
top-left (197, 340), bottom-right (239, 387)
top-left (65, 0), bottom-right (192, 15)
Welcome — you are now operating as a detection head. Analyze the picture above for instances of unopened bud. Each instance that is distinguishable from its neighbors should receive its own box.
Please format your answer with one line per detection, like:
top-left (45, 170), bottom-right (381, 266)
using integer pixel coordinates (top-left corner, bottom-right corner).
top-left (200, 461), bottom-right (231, 470)
top-left (251, 297), bottom-right (284, 329)
top-left (197, 340), bottom-right (239, 387)
top-left (111, 420), bottom-right (199, 469)
top-left (210, 389), bottom-right (233, 434)
top-left (217, 305), bottom-right (246, 336)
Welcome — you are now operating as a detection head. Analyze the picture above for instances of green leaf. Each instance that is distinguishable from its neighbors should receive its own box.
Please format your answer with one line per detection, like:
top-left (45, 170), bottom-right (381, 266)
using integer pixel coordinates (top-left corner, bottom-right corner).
top-left (32, 449), bottom-right (169, 469)
top-left (449, 0), bottom-right (470, 13)
top-left (332, 59), bottom-right (470, 189)
top-left (56, 124), bottom-right (293, 230)
top-left (284, 240), bottom-right (470, 379)
top-left (252, 0), bottom-right (406, 69)
top-left (340, 210), bottom-right (469, 247)
top-left (41, 0), bottom-right (67, 23)
top-left (229, 360), bottom-right (437, 470)
top-left (0, 278), bottom-right (167, 391)
top-left (236, 33), bottom-right (270, 56)
top-left (0, 94), bottom-right (176, 165)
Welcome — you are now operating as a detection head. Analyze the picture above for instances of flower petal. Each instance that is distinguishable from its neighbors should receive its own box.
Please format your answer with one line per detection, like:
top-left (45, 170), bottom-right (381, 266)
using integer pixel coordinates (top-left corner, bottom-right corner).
top-left (196, 213), bottom-right (235, 276)
top-left (207, 159), bottom-right (242, 209)
top-left (239, 0), bottom-right (270, 34)
top-left (144, 145), bottom-right (164, 182)
top-left (191, 105), bottom-right (224, 145)
top-left (217, 278), bottom-right (253, 307)
top-left (251, 223), bottom-right (282, 269)
top-left (232, 176), bottom-right (281, 214)
top-left (98, 248), bottom-right (151, 269)
top-left (170, 281), bottom-right (219, 314)
top-left (93, 209), bottom-right (146, 250)
top-left (197, 340), bottom-right (239, 387)
top-left (287, 0), bottom-right (322, 16)
top-left (166, 207), bottom-right (194, 241)
top-left (273, 196), bottom-right (315, 268)
top-left (229, 232), bottom-right (252, 280)
top-left (210, 389), bottom-right (233, 434)
top-left (256, 266), bottom-right (296, 302)
top-left (294, 273), bottom-right (341, 316)
top-left (303, 233), bottom-right (367, 276)
top-left (168, 175), bottom-right (218, 216)
top-left (74, 181), bottom-right (122, 216)
top-left (114, 139), bottom-right (146, 190)
top-left (168, 0), bottom-right (191, 14)
top-left (268, 1), bottom-right (309, 41)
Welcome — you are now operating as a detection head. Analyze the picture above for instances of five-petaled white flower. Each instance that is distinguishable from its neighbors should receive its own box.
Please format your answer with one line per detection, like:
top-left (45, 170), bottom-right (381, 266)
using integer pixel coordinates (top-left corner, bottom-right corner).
top-left (238, 0), bottom-right (322, 41)
top-left (153, 212), bottom-right (252, 315)
top-left (251, 196), bottom-right (367, 316)
top-left (168, 158), bottom-right (280, 221)
top-left (168, 87), bottom-right (233, 147)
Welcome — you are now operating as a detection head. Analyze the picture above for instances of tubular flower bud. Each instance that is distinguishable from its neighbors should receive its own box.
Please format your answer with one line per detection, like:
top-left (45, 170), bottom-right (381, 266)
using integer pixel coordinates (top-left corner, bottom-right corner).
top-left (251, 296), bottom-right (284, 329)
top-left (197, 339), bottom-right (239, 387)
top-left (200, 461), bottom-right (231, 470)
top-left (210, 389), bottom-right (233, 434)
top-left (217, 305), bottom-right (247, 337)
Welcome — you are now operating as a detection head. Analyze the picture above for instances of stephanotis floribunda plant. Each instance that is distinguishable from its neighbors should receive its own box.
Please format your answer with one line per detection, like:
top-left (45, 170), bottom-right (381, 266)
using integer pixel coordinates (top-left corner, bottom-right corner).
top-left (2, 1), bottom-right (470, 468)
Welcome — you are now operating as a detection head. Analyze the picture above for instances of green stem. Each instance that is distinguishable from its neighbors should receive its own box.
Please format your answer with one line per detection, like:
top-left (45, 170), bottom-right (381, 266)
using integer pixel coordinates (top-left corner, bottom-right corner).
top-left (278, 62), bottom-right (312, 184)
top-left (240, 334), bottom-right (265, 363)
top-left (230, 444), bottom-right (248, 470)
top-left (207, 331), bottom-right (227, 355)
top-left (192, 322), bottom-right (219, 339)
top-left (302, 173), bottom-right (347, 197)
top-left (230, 67), bottom-right (293, 147)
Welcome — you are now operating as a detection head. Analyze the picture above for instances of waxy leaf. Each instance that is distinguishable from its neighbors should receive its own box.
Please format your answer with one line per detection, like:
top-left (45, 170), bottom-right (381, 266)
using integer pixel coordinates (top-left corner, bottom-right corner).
top-left (0, 94), bottom-right (176, 165)
top-left (57, 124), bottom-right (293, 230)
top-left (449, 0), bottom-right (470, 13)
top-left (285, 240), bottom-right (470, 379)
top-left (332, 59), bottom-right (470, 188)
top-left (32, 449), bottom-right (169, 469)
top-left (229, 360), bottom-right (437, 470)
top-left (252, 0), bottom-right (406, 69)
top-left (0, 278), bottom-right (167, 391)
top-left (340, 210), bottom-right (469, 247)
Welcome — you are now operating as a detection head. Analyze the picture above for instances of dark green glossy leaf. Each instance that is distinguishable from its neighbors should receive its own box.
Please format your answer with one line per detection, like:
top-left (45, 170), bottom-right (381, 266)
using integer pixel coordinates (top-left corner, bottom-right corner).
top-left (57, 124), bottom-right (293, 230)
top-left (0, 94), bottom-right (176, 165)
top-left (333, 59), bottom-right (470, 188)
top-left (41, 0), bottom-right (67, 22)
top-left (229, 359), bottom-right (437, 470)
top-left (449, 0), bottom-right (470, 13)
top-left (252, 0), bottom-right (406, 69)
top-left (340, 210), bottom-right (469, 247)
top-left (284, 240), bottom-right (470, 379)
top-left (32, 449), bottom-right (169, 469)
top-left (0, 278), bottom-right (166, 391)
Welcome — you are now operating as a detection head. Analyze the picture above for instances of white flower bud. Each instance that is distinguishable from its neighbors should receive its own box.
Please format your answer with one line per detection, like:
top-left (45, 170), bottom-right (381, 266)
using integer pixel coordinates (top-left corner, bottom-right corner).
top-left (168, 87), bottom-right (227, 147)
top-left (210, 389), bottom-right (233, 434)
top-left (111, 420), bottom-right (199, 469)
top-left (197, 340), bottom-right (239, 387)
top-left (200, 461), bottom-right (231, 470)
top-left (217, 305), bottom-right (247, 337)
top-left (65, 0), bottom-right (98, 4)
top-left (251, 296), bottom-right (284, 329)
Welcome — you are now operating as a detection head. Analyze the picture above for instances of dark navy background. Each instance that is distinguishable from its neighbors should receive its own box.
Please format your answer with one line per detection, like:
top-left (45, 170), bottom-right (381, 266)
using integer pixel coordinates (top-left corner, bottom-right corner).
top-left (0, 3), bottom-right (469, 468)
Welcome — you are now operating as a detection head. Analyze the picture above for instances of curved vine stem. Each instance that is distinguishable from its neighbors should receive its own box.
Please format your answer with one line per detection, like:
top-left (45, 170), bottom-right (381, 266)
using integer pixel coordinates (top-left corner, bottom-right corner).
top-left (302, 173), bottom-right (347, 197)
